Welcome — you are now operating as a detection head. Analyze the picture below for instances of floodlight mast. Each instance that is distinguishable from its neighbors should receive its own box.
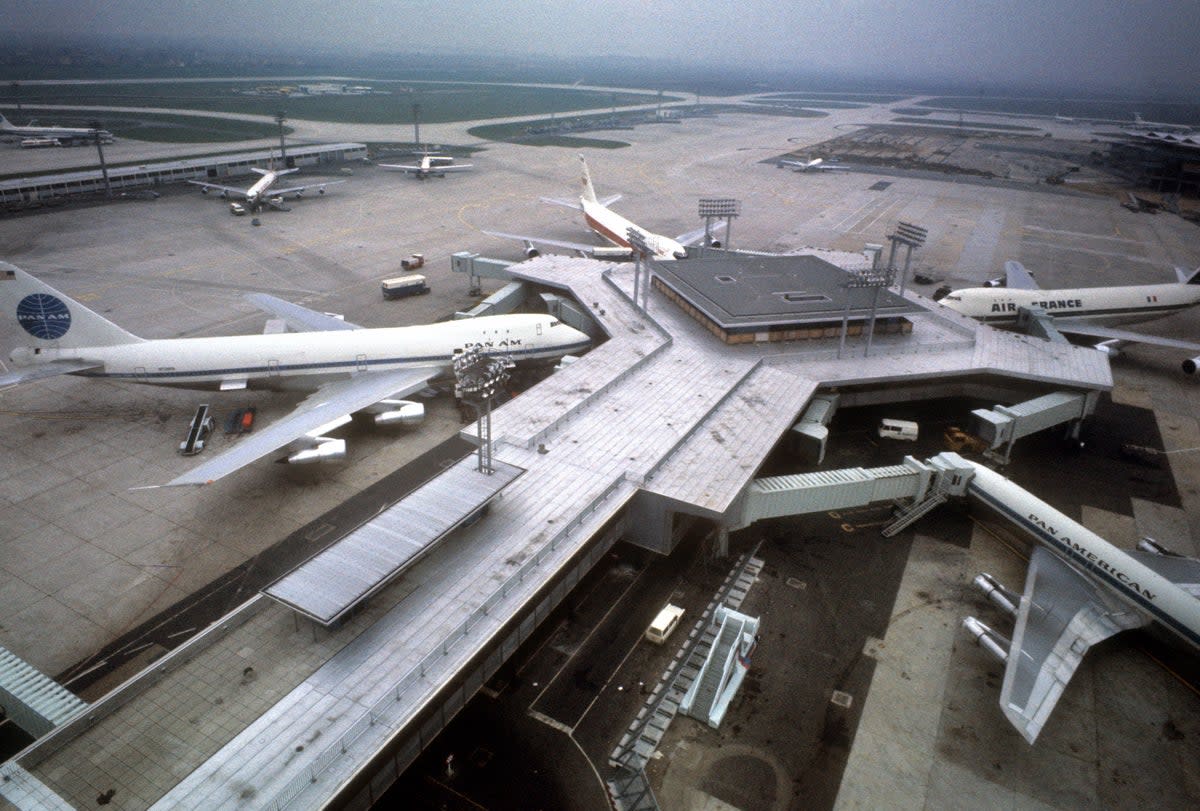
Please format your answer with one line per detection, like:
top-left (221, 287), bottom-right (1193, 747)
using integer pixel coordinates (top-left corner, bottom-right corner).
top-left (626, 227), bottom-right (653, 311)
top-left (453, 346), bottom-right (513, 473)
top-left (697, 198), bottom-right (740, 251)
top-left (886, 221), bottom-right (928, 295)
top-left (837, 267), bottom-right (895, 359)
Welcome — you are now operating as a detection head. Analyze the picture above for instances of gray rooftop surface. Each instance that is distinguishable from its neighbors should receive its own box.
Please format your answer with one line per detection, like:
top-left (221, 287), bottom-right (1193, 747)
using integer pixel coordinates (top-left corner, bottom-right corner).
top-left (262, 456), bottom-right (525, 626)
top-left (652, 252), bottom-right (923, 331)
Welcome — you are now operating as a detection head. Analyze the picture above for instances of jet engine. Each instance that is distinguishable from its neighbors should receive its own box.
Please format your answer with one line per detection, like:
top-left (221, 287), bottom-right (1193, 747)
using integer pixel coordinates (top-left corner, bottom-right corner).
top-left (285, 438), bottom-right (346, 465)
top-left (1183, 356), bottom-right (1200, 374)
top-left (962, 617), bottom-right (1010, 662)
top-left (523, 240), bottom-right (541, 259)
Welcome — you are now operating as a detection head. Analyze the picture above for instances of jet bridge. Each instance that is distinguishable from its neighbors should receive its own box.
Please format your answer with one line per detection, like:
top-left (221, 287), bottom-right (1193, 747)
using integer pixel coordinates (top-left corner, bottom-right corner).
top-left (970, 390), bottom-right (1098, 463)
top-left (733, 453), bottom-right (974, 533)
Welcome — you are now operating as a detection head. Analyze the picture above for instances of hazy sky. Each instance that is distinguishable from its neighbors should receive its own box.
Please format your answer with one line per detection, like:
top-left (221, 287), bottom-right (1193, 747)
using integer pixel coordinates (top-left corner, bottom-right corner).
top-left (7, 1), bottom-right (1200, 97)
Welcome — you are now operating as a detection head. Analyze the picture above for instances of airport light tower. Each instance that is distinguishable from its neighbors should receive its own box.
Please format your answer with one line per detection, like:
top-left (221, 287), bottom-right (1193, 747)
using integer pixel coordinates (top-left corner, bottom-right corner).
top-left (698, 197), bottom-right (741, 250)
top-left (627, 227), bottom-right (653, 311)
top-left (91, 120), bottom-right (112, 199)
top-left (886, 221), bottom-right (928, 295)
top-left (837, 266), bottom-right (895, 359)
top-left (275, 111), bottom-right (288, 162)
top-left (454, 346), bottom-right (513, 474)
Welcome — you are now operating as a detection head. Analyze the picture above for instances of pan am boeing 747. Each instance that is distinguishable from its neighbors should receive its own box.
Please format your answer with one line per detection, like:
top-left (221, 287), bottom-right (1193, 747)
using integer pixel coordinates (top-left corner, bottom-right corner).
top-left (937, 260), bottom-right (1200, 374)
top-left (0, 263), bottom-right (589, 487)
top-left (959, 458), bottom-right (1200, 743)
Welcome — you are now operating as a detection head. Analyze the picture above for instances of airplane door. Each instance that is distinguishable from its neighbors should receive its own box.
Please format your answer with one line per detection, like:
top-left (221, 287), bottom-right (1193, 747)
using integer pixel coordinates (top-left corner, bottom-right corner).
top-left (356, 354), bottom-right (368, 371)
top-left (268, 360), bottom-right (280, 377)
top-left (135, 366), bottom-right (148, 382)
top-left (536, 322), bottom-right (543, 336)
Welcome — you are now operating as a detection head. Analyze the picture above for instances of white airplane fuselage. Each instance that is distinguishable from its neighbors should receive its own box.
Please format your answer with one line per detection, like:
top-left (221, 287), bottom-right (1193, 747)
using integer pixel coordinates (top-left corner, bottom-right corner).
top-left (244, 171), bottom-right (280, 206)
top-left (964, 460), bottom-right (1200, 651)
top-left (12, 314), bottom-right (590, 390)
top-left (939, 282), bottom-right (1200, 327)
top-left (581, 197), bottom-right (686, 261)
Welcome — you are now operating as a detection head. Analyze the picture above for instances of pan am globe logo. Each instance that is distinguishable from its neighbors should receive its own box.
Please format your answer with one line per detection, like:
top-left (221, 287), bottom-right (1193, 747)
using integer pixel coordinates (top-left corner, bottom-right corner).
top-left (17, 293), bottom-right (72, 340)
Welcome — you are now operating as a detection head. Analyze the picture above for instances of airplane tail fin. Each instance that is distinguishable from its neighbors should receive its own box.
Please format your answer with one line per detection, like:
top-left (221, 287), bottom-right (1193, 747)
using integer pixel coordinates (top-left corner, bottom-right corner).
top-left (0, 262), bottom-right (143, 347)
top-left (578, 154), bottom-right (599, 205)
top-left (1176, 266), bottom-right (1200, 285)
top-left (0, 114), bottom-right (15, 131)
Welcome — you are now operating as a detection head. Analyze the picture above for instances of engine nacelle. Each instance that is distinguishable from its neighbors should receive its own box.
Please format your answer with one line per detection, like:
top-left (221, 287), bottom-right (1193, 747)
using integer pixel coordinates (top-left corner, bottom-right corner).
top-left (1094, 339), bottom-right (1123, 358)
top-left (963, 616), bottom-right (1010, 662)
top-left (286, 438), bottom-right (347, 465)
top-left (1136, 537), bottom-right (1183, 557)
top-left (523, 240), bottom-right (541, 259)
top-left (219, 190), bottom-right (229, 199)
top-left (982, 276), bottom-right (1006, 288)
top-left (318, 187), bottom-right (326, 195)
top-left (200, 187), bottom-right (209, 195)
top-left (972, 573), bottom-right (1019, 616)
top-left (1183, 356), bottom-right (1200, 375)
top-left (371, 400), bottom-right (425, 426)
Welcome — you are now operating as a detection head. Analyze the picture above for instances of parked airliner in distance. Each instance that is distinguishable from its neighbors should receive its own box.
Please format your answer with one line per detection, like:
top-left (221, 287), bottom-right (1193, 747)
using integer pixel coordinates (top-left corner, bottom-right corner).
top-left (379, 152), bottom-right (473, 179)
top-left (0, 113), bottom-right (113, 145)
top-left (937, 260), bottom-right (1200, 374)
top-left (484, 154), bottom-right (722, 261)
top-left (957, 457), bottom-right (1200, 743)
top-left (0, 263), bottom-right (590, 486)
top-left (188, 164), bottom-right (345, 213)
top-left (777, 157), bottom-right (846, 172)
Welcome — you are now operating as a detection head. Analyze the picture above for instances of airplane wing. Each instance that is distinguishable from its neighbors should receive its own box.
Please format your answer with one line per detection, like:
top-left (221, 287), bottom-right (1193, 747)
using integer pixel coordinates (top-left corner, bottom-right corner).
top-left (1003, 260), bottom-right (1041, 290)
top-left (157, 367), bottom-right (437, 487)
top-left (999, 546), bottom-right (1149, 742)
top-left (482, 230), bottom-right (602, 256)
top-left (0, 359), bottom-right (102, 387)
top-left (378, 163), bottom-right (421, 173)
top-left (245, 293), bottom-right (363, 331)
top-left (675, 220), bottom-right (728, 248)
top-left (1129, 550), bottom-right (1200, 598)
top-left (539, 196), bottom-right (584, 211)
top-left (270, 180), bottom-right (346, 197)
top-left (187, 180), bottom-right (248, 198)
top-left (435, 163), bottom-right (473, 173)
top-left (1049, 320), bottom-right (1200, 354)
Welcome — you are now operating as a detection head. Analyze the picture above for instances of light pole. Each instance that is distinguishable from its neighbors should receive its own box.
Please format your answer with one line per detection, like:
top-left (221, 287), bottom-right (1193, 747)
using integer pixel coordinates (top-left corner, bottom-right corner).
top-left (626, 227), bottom-right (653, 311)
top-left (698, 197), bottom-right (741, 251)
top-left (886, 221), bottom-right (928, 295)
top-left (453, 346), bottom-right (513, 474)
top-left (275, 111), bottom-right (288, 163)
top-left (91, 120), bottom-right (112, 199)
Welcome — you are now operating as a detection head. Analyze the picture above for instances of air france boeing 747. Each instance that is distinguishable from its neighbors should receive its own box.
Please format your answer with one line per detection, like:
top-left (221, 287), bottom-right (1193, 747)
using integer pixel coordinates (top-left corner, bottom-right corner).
top-left (0, 263), bottom-right (589, 486)
top-left (938, 260), bottom-right (1200, 373)
top-left (484, 155), bottom-right (722, 261)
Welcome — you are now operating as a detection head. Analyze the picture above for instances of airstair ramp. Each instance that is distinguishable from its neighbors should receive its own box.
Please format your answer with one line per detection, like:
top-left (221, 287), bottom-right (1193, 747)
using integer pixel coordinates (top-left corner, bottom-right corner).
top-left (0, 645), bottom-right (88, 738)
top-left (680, 606), bottom-right (760, 728)
top-left (609, 551), bottom-right (763, 772)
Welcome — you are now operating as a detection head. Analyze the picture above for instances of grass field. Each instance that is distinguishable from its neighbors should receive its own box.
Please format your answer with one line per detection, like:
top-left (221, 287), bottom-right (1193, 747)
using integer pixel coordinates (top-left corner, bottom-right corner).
top-left (4, 81), bottom-right (670, 126)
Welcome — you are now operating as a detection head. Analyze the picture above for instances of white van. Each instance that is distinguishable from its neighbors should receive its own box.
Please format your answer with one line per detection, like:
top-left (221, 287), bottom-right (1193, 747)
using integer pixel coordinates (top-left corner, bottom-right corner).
top-left (645, 604), bottom-right (685, 645)
top-left (878, 418), bottom-right (919, 441)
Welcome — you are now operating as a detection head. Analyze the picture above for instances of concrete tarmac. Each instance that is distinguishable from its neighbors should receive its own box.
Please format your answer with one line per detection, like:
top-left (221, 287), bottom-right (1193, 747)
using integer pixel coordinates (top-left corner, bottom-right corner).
top-left (2, 98), bottom-right (1199, 809)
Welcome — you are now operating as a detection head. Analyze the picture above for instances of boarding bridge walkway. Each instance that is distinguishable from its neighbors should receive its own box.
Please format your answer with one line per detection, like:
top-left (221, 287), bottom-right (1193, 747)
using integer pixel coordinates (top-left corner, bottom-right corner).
top-left (2, 255), bottom-right (1115, 811)
top-left (0, 647), bottom-right (89, 739)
